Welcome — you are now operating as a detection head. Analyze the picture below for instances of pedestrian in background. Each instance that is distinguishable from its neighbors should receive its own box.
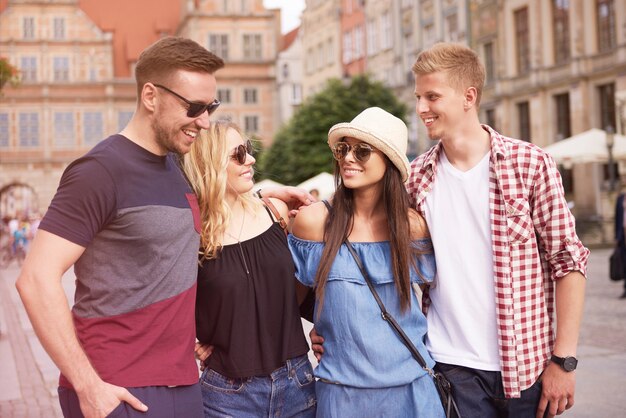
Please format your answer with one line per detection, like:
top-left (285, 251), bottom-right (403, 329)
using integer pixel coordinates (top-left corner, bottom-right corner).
top-left (290, 107), bottom-right (445, 417)
top-left (408, 42), bottom-right (589, 418)
top-left (185, 121), bottom-right (316, 417)
top-left (613, 185), bottom-right (626, 298)
top-left (16, 36), bottom-right (224, 418)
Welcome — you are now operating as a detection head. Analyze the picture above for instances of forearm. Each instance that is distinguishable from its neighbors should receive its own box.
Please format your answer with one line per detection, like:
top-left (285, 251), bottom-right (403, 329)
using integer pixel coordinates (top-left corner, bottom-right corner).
top-left (16, 270), bottom-right (101, 392)
top-left (552, 270), bottom-right (586, 356)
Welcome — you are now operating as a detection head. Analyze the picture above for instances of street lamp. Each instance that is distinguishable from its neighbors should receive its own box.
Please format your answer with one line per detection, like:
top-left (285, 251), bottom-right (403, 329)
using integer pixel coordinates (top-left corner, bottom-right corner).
top-left (606, 125), bottom-right (616, 192)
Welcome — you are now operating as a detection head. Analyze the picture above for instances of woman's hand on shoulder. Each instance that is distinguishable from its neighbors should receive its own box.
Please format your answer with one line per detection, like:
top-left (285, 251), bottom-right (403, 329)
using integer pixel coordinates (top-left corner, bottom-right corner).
top-left (408, 209), bottom-right (430, 240)
top-left (291, 201), bottom-right (328, 241)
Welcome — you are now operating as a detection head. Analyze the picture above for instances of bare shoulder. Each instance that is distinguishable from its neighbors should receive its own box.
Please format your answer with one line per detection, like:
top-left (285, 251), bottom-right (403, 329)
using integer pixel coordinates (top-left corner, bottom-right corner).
top-left (408, 208), bottom-right (430, 240)
top-left (267, 197), bottom-right (289, 221)
top-left (291, 201), bottom-right (328, 241)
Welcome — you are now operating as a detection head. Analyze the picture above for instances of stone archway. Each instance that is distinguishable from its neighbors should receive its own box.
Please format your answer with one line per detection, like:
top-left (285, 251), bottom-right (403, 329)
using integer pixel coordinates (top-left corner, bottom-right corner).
top-left (0, 182), bottom-right (40, 223)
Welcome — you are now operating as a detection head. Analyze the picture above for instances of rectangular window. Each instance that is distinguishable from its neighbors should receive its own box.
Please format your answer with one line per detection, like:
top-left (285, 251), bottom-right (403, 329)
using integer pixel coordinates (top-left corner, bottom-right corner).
top-left (240, 0), bottom-right (249, 13)
top-left (217, 88), bottom-right (231, 104)
top-left (20, 56), bottom-right (37, 83)
top-left (597, 0), bottom-right (616, 52)
top-left (484, 42), bottom-right (495, 84)
top-left (118, 111), bottom-right (133, 131)
top-left (423, 23), bottom-right (435, 48)
top-left (0, 113), bottom-right (9, 148)
top-left (485, 108), bottom-right (496, 131)
top-left (446, 13), bottom-right (458, 42)
top-left (23, 17), bottom-right (35, 39)
top-left (514, 7), bottom-right (530, 74)
top-left (317, 44), bottom-right (324, 70)
top-left (19, 112), bottom-right (39, 147)
top-left (243, 88), bottom-right (257, 104)
top-left (53, 17), bottom-right (65, 40)
top-left (54, 112), bottom-right (75, 148)
top-left (381, 12), bottom-right (392, 50)
top-left (208, 34), bottom-right (229, 60)
top-left (345, 0), bottom-right (353, 15)
top-left (598, 83), bottom-right (616, 131)
top-left (554, 93), bottom-right (571, 140)
top-left (552, 0), bottom-right (570, 64)
top-left (83, 112), bottom-right (103, 146)
top-left (354, 26), bottom-right (364, 59)
top-left (517, 101), bottom-right (531, 142)
top-left (326, 39), bottom-right (334, 66)
top-left (367, 19), bottom-right (377, 56)
top-left (343, 31), bottom-right (353, 64)
top-left (291, 84), bottom-right (302, 105)
top-left (243, 34), bottom-right (262, 60)
top-left (53, 56), bottom-right (69, 82)
top-left (244, 115), bottom-right (258, 133)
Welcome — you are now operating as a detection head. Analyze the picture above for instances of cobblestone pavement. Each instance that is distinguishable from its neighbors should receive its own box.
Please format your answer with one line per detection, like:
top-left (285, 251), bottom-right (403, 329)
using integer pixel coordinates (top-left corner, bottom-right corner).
top-left (0, 247), bottom-right (624, 417)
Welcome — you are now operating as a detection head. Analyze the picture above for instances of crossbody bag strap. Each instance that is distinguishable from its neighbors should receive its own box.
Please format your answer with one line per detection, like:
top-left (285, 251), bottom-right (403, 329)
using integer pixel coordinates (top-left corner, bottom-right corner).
top-left (343, 238), bottom-right (433, 375)
top-left (260, 196), bottom-right (288, 235)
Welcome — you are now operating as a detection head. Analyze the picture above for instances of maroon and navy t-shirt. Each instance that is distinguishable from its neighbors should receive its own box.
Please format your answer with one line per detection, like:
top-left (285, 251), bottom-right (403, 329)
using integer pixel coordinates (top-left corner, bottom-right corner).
top-left (39, 134), bottom-right (201, 388)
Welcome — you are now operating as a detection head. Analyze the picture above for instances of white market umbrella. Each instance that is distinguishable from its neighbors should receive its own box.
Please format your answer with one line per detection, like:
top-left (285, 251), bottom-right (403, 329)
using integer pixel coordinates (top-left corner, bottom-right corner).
top-left (297, 172), bottom-right (335, 200)
top-left (543, 128), bottom-right (626, 168)
top-left (254, 178), bottom-right (285, 190)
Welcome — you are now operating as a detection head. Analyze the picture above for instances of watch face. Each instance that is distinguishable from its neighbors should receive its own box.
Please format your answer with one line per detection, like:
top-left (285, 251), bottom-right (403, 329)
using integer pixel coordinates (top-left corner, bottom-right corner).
top-left (563, 357), bottom-right (578, 371)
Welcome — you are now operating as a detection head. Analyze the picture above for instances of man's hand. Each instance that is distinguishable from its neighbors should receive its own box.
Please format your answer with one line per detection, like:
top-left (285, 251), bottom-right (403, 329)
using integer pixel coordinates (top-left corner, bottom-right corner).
top-left (77, 380), bottom-right (147, 418)
top-left (259, 186), bottom-right (317, 216)
top-left (309, 327), bottom-right (324, 362)
top-left (536, 362), bottom-right (575, 418)
top-left (194, 342), bottom-right (214, 371)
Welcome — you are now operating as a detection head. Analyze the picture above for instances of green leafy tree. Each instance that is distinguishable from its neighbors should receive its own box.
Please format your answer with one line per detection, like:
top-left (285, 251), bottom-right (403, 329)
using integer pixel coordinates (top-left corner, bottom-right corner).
top-left (0, 57), bottom-right (19, 93)
top-left (257, 74), bottom-right (408, 185)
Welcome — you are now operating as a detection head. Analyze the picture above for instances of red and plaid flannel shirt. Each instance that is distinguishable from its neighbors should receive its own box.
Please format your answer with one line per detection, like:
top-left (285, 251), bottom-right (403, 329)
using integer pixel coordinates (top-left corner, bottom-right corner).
top-left (407, 126), bottom-right (589, 398)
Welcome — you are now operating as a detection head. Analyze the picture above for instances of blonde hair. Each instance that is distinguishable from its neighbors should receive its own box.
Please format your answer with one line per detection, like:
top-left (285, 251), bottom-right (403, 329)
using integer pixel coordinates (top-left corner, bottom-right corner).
top-left (183, 120), bottom-right (260, 260)
top-left (412, 42), bottom-right (486, 108)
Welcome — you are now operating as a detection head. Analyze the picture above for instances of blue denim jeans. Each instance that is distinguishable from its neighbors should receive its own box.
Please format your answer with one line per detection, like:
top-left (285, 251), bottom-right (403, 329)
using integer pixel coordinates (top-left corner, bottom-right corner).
top-left (200, 354), bottom-right (316, 418)
top-left (435, 363), bottom-right (544, 418)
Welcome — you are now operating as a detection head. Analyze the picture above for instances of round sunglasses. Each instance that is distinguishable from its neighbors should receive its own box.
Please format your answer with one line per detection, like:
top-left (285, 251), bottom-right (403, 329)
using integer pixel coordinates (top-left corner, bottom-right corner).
top-left (332, 142), bottom-right (374, 163)
top-left (230, 140), bottom-right (254, 165)
top-left (154, 84), bottom-right (220, 118)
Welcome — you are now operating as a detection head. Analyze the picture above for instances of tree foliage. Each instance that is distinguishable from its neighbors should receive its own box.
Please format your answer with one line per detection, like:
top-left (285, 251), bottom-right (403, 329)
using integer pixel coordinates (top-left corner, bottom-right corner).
top-left (257, 74), bottom-right (408, 185)
top-left (0, 57), bottom-right (20, 93)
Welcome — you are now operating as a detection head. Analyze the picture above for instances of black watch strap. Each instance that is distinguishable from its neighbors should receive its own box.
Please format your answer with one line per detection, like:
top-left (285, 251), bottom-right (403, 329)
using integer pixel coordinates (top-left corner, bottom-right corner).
top-left (551, 355), bottom-right (578, 372)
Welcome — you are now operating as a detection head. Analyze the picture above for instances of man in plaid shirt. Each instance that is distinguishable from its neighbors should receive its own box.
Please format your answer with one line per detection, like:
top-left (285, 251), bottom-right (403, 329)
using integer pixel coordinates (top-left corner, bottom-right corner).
top-left (409, 43), bottom-right (589, 418)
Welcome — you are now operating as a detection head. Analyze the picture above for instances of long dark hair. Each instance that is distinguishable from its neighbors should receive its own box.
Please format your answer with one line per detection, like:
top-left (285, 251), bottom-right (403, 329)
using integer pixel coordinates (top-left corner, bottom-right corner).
top-left (314, 157), bottom-right (420, 315)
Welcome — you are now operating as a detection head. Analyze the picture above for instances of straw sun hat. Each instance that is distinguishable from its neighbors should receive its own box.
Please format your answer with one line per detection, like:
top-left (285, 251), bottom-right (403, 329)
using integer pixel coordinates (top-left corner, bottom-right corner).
top-left (327, 107), bottom-right (410, 182)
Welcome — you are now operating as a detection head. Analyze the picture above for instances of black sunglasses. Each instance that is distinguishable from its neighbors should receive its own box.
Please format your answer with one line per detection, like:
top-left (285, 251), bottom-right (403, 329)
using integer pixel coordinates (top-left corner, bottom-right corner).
top-left (154, 84), bottom-right (220, 118)
top-left (230, 140), bottom-right (254, 165)
top-left (332, 142), bottom-right (374, 163)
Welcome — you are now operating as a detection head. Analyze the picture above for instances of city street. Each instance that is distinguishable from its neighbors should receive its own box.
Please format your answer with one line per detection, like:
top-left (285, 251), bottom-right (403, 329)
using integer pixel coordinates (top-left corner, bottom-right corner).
top-left (0, 247), bottom-right (624, 417)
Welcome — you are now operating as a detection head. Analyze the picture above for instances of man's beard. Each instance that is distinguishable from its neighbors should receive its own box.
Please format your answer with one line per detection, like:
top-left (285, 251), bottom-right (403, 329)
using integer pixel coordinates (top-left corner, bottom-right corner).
top-left (151, 115), bottom-right (182, 155)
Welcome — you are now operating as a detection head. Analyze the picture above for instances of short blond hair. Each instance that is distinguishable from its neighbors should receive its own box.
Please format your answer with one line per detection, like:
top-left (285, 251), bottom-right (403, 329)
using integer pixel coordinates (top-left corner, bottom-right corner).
top-left (412, 43), bottom-right (485, 107)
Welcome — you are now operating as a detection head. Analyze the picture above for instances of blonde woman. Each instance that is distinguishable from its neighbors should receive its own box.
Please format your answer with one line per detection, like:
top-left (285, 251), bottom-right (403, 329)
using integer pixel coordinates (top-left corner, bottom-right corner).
top-left (183, 121), bottom-right (316, 418)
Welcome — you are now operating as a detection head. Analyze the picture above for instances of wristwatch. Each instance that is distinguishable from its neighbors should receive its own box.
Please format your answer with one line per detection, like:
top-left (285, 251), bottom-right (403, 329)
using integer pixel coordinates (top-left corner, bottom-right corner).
top-left (550, 355), bottom-right (578, 372)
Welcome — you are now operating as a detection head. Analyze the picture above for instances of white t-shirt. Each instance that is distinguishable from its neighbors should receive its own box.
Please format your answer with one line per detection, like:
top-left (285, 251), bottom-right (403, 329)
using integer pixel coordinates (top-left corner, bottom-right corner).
top-left (423, 150), bottom-right (501, 371)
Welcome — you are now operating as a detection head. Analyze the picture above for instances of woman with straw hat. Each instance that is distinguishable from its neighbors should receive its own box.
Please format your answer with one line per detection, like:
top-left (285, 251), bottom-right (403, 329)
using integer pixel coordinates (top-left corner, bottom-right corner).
top-left (288, 107), bottom-right (445, 417)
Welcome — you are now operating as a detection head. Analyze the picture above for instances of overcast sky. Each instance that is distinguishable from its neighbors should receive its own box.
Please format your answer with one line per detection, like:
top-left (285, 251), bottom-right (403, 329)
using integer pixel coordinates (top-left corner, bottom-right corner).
top-left (263, 0), bottom-right (305, 33)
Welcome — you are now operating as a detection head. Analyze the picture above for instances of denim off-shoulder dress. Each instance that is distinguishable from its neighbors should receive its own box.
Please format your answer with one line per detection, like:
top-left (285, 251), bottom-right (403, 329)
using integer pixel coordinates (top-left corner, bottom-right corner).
top-left (288, 236), bottom-right (446, 418)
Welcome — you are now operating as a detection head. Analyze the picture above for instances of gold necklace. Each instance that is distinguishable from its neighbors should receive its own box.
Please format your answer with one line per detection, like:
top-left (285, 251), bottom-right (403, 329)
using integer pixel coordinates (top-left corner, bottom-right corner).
top-left (225, 204), bottom-right (250, 275)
